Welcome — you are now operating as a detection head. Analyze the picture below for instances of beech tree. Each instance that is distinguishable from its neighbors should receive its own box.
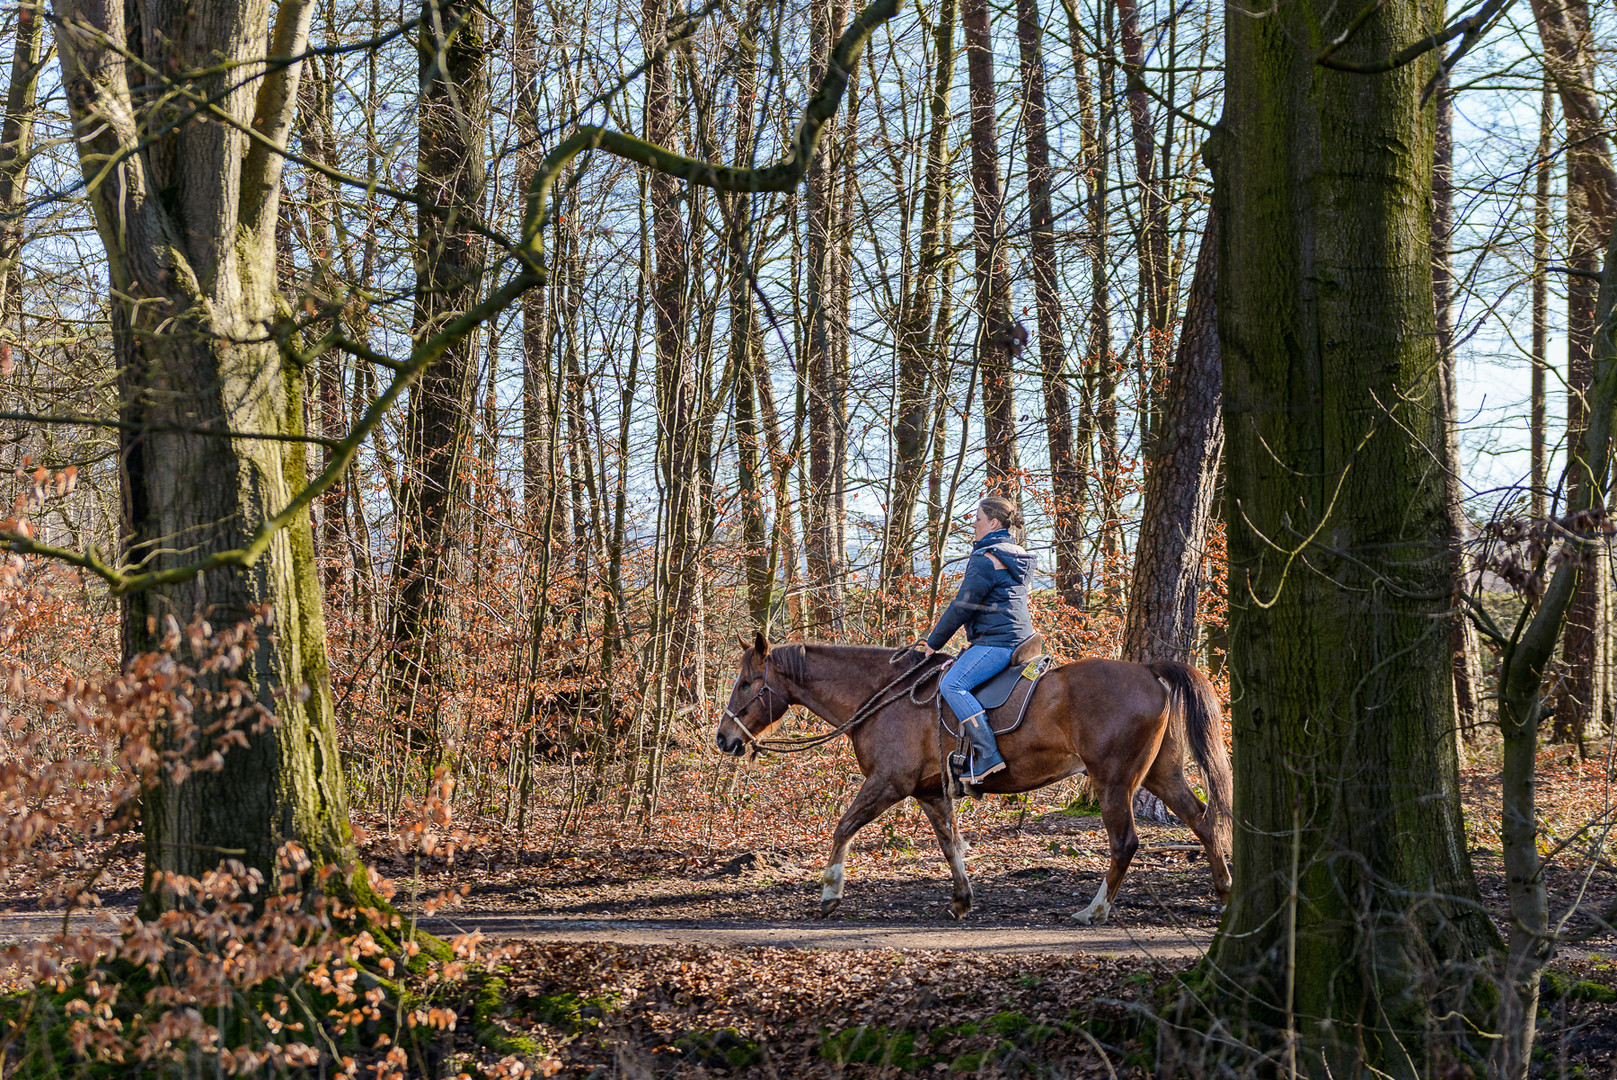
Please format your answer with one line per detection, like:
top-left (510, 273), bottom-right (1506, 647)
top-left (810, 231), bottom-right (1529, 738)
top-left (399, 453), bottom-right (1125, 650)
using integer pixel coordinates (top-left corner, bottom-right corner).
top-left (1207, 0), bottom-right (1497, 1070)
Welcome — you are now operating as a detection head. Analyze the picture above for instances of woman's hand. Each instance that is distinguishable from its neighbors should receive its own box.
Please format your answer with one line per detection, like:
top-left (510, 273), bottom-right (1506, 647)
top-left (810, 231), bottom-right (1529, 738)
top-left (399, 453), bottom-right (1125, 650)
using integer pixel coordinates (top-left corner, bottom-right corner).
top-left (922, 643), bottom-right (935, 658)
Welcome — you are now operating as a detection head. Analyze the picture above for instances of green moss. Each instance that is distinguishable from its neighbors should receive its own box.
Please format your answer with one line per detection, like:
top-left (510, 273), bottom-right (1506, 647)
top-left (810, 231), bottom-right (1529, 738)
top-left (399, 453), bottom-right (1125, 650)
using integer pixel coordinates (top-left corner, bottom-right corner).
top-left (527, 989), bottom-right (623, 1035)
top-left (819, 1024), bottom-right (922, 1067)
top-left (673, 1027), bottom-right (763, 1069)
top-left (472, 977), bottom-right (542, 1056)
top-left (1541, 971), bottom-right (1616, 1005)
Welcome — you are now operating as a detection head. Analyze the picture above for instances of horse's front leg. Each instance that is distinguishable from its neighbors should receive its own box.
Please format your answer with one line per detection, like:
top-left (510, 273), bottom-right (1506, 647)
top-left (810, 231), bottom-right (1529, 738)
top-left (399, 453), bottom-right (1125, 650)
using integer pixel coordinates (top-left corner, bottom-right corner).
top-left (918, 795), bottom-right (973, 920)
top-left (819, 778), bottom-right (903, 918)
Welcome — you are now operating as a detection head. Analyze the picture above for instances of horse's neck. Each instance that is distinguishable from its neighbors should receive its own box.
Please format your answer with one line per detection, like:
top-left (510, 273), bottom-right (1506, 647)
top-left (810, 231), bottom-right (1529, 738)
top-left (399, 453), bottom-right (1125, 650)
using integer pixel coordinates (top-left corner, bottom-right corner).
top-left (788, 647), bottom-right (892, 726)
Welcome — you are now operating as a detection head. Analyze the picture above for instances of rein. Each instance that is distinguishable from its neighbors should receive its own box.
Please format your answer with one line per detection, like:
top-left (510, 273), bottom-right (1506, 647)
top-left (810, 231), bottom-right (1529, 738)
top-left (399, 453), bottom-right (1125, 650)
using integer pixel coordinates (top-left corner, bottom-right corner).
top-left (722, 647), bottom-right (945, 754)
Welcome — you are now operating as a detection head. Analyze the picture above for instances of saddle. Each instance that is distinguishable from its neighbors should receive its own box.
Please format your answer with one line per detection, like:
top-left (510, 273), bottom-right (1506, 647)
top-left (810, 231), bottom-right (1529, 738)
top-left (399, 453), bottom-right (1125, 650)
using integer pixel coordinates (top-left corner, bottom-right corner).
top-left (943, 633), bottom-right (1052, 734)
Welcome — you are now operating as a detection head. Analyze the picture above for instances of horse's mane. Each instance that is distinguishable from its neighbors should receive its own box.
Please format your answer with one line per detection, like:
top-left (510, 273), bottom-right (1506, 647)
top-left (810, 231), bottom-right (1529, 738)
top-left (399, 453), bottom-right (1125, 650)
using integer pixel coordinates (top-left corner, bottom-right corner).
top-left (771, 643), bottom-right (809, 683)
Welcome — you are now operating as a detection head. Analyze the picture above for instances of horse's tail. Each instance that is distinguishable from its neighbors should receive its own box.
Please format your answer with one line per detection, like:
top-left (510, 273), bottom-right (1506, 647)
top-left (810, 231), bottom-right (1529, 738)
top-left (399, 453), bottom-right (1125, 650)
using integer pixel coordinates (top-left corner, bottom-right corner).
top-left (1149, 660), bottom-right (1232, 831)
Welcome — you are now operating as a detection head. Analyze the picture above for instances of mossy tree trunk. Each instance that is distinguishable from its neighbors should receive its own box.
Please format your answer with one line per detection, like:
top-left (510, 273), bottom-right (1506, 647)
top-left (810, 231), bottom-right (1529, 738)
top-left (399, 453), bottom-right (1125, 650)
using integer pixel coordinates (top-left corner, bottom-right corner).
top-left (52, 0), bottom-right (361, 904)
top-left (1210, 0), bottom-right (1498, 1072)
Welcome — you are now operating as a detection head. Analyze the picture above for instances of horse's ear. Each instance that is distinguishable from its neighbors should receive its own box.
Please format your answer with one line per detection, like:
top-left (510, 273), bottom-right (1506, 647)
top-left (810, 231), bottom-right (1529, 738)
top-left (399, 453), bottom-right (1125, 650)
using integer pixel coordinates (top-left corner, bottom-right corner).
top-left (753, 630), bottom-right (770, 658)
top-left (737, 632), bottom-right (750, 651)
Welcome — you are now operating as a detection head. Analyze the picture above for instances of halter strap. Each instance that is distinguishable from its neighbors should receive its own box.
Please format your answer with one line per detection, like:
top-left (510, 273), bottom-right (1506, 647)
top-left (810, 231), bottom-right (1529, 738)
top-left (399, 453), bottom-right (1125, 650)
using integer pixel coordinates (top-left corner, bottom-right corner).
top-left (721, 647), bottom-right (945, 754)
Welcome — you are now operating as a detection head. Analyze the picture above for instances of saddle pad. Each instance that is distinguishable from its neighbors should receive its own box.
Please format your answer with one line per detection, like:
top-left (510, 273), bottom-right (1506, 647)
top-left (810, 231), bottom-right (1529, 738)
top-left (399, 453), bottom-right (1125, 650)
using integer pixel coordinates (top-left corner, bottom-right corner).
top-left (974, 656), bottom-right (1046, 709)
top-left (942, 656), bottom-right (1050, 734)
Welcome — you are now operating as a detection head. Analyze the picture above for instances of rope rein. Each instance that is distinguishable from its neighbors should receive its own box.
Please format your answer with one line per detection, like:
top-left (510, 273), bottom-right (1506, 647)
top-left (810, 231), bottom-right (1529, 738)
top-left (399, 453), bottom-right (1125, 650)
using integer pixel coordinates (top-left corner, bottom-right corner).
top-left (725, 647), bottom-right (945, 754)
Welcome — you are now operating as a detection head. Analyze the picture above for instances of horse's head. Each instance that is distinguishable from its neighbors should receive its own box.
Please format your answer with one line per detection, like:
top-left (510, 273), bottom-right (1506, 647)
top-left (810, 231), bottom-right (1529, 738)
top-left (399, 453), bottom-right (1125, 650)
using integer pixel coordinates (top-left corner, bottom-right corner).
top-left (715, 631), bottom-right (793, 756)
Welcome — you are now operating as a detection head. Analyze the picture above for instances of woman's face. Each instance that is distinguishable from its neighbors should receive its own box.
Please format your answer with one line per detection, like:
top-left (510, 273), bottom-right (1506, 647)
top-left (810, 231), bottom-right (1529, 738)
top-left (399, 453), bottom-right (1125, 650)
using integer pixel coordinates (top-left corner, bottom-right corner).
top-left (973, 505), bottom-right (1002, 541)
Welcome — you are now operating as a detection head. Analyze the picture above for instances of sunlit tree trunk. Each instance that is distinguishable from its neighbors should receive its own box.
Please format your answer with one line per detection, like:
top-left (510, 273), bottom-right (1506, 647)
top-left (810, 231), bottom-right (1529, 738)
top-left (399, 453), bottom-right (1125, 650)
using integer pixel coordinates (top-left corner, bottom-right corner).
top-left (53, 0), bottom-right (365, 906)
top-left (1122, 211), bottom-right (1220, 664)
top-left (0, 0), bottom-right (43, 322)
top-left (883, 0), bottom-right (956, 641)
top-left (390, 0), bottom-right (490, 746)
top-left (1210, 0), bottom-right (1497, 1070)
top-left (1533, 0), bottom-right (1616, 746)
top-left (803, 0), bottom-right (851, 636)
top-left (1532, 81), bottom-right (1554, 523)
top-left (962, 0), bottom-right (1019, 500)
top-left (1431, 78), bottom-right (1485, 742)
top-left (1017, 0), bottom-right (1082, 608)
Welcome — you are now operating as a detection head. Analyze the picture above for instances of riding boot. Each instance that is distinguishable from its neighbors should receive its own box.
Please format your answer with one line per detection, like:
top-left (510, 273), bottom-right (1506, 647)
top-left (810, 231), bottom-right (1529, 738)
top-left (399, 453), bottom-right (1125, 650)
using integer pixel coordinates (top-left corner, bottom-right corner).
top-left (959, 713), bottom-right (1006, 783)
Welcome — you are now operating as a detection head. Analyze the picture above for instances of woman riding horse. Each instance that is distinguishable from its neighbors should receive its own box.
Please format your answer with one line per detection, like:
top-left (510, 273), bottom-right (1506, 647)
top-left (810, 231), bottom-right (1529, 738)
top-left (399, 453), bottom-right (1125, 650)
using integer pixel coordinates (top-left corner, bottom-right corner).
top-left (924, 496), bottom-right (1038, 783)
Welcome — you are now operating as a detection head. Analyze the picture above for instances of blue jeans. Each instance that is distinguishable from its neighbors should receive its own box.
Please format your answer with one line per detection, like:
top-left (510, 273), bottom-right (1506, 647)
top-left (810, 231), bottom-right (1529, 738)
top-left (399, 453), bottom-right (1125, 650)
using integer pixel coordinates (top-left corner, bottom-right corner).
top-left (939, 644), bottom-right (1016, 723)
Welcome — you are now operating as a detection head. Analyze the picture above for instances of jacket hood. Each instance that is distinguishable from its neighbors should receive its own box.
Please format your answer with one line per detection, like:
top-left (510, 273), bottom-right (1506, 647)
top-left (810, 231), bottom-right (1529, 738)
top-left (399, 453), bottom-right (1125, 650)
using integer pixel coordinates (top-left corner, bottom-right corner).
top-left (975, 529), bottom-right (1036, 584)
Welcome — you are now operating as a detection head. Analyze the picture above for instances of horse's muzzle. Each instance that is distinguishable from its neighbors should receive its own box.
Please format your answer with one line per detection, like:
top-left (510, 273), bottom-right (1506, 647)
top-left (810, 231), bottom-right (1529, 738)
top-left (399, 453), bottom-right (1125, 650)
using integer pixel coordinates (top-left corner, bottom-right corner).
top-left (715, 729), bottom-right (746, 756)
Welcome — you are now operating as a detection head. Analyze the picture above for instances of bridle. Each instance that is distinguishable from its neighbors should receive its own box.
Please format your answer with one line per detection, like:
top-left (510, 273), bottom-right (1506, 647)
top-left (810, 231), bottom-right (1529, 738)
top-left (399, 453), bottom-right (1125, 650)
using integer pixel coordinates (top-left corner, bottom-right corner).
top-left (718, 646), bottom-right (947, 755)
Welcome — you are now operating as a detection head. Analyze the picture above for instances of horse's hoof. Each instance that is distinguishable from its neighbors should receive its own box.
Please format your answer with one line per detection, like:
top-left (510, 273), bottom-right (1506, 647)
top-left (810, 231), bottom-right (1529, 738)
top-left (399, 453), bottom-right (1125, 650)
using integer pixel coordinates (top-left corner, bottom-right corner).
top-left (945, 901), bottom-right (969, 921)
top-left (819, 898), bottom-right (840, 919)
top-left (1071, 910), bottom-right (1094, 926)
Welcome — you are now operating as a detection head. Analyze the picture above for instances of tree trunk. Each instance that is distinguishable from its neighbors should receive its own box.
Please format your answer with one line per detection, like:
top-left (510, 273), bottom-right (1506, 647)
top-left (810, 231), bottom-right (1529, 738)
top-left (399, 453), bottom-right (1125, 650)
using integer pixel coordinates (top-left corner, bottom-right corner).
top-left (643, 0), bottom-right (705, 700)
top-left (390, 0), bottom-right (489, 747)
top-left (803, 0), bottom-right (851, 637)
top-left (962, 0), bottom-right (1019, 501)
top-left (1121, 210), bottom-right (1220, 665)
top-left (727, 5), bottom-right (771, 629)
top-left (1533, 0), bottom-right (1616, 746)
top-left (1209, 0), bottom-right (1497, 1069)
top-left (882, 0), bottom-right (956, 641)
top-left (1115, 0), bottom-right (1172, 426)
top-left (1532, 80), bottom-right (1553, 523)
top-left (0, 0), bottom-right (43, 322)
top-left (53, 0), bottom-right (362, 905)
top-left (1432, 79), bottom-right (1485, 743)
top-left (1016, 0), bottom-right (1082, 609)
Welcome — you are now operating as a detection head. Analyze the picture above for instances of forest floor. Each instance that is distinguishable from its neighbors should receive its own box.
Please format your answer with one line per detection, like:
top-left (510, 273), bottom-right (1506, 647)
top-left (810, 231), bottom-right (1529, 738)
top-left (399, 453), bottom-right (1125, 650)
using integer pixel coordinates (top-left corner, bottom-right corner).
top-left (3, 738), bottom-right (1616, 1076)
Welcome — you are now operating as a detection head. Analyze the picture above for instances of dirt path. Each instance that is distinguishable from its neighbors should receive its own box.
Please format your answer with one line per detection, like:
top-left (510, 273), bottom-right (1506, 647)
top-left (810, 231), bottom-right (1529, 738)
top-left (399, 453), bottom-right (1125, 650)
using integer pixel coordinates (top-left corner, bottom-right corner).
top-left (0, 908), bottom-right (1212, 959)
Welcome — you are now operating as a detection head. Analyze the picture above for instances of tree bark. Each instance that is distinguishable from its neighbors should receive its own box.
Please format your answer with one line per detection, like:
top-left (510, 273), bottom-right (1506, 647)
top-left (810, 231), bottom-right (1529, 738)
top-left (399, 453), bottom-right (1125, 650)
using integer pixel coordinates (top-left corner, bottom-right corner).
top-left (52, 0), bottom-right (362, 904)
top-left (1432, 79), bottom-right (1485, 743)
top-left (643, 0), bottom-right (706, 699)
top-left (727, 5), bottom-right (771, 629)
top-left (1209, 0), bottom-right (1497, 1069)
top-left (882, 0), bottom-right (956, 641)
top-left (1532, 0), bottom-right (1616, 746)
top-left (1115, 0), bottom-right (1172, 423)
top-left (803, 0), bottom-right (851, 636)
top-left (0, 0), bottom-right (43, 322)
top-left (1017, 0), bottom-right (1082, 609)
top-left (1532, 80), bottom-right (1553, 523)
top-left (1121, 210), bottom-right (1220, 665)
top-left (962, 0), bottom-right (1019, 501)
top-left (390, 0), bottom-right (489, 746)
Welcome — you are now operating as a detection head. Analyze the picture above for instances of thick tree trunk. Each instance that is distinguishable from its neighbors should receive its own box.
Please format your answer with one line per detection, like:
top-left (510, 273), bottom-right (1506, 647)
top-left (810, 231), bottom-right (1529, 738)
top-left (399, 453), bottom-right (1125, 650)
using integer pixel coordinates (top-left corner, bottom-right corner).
top-left (1432, 80), bottom-right (1485, 742)
top-left (1533, 0), bottom-right (1616, 746)
top-left (53, 0), bottom-right (362, 904)
top-left (962, 0), bottom-right (1019, 500)
top-left (0, 0), bottom-right (43, 321)
top-left (803, 0), bottom-right (851, 636)
top-left (390, 0), bottom-right (489, 745)
top-left (1209, 0), bottom-right (1496, 1070)
top-left (1121, 211), bottom-right (1220, 664)
top-left (1017, 0), bottom-right (1082, 609)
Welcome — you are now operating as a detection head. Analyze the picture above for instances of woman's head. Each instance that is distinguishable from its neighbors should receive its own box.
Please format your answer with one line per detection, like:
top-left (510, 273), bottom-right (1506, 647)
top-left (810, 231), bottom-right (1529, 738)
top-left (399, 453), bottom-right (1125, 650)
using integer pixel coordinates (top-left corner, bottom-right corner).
top-left (975, 496), bottom-right (1021, 540)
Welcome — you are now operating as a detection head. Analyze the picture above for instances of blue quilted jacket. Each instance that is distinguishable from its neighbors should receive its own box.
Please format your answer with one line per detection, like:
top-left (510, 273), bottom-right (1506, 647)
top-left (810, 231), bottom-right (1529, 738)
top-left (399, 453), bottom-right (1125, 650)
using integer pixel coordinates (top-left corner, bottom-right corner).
top-left (925, 529), bottom-right (1038, 651)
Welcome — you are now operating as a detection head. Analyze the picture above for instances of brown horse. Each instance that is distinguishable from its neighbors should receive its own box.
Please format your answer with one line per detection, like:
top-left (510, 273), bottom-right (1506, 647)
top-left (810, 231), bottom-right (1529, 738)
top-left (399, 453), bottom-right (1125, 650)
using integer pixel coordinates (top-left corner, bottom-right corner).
top-left (715, 633), bottom-right (1231, 924)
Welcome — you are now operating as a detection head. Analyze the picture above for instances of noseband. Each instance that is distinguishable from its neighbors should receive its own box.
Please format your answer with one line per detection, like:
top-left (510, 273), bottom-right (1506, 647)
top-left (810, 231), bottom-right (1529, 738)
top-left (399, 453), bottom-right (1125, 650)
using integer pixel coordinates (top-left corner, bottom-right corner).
top-left (719, 657), bottom-right (791, 749)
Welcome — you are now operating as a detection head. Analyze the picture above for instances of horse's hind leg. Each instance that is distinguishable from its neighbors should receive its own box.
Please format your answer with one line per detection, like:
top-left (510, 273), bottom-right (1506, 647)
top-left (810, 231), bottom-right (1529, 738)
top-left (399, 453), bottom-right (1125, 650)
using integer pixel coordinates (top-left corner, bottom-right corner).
top-left (819, 778), bottom-right (903, 918)
top-left (1142, 760), bottom-right (1231, 907)
top-left (1073, 782), bottom-right (1139, 925)
top-left (917, 795), bottom-right (973, 920)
